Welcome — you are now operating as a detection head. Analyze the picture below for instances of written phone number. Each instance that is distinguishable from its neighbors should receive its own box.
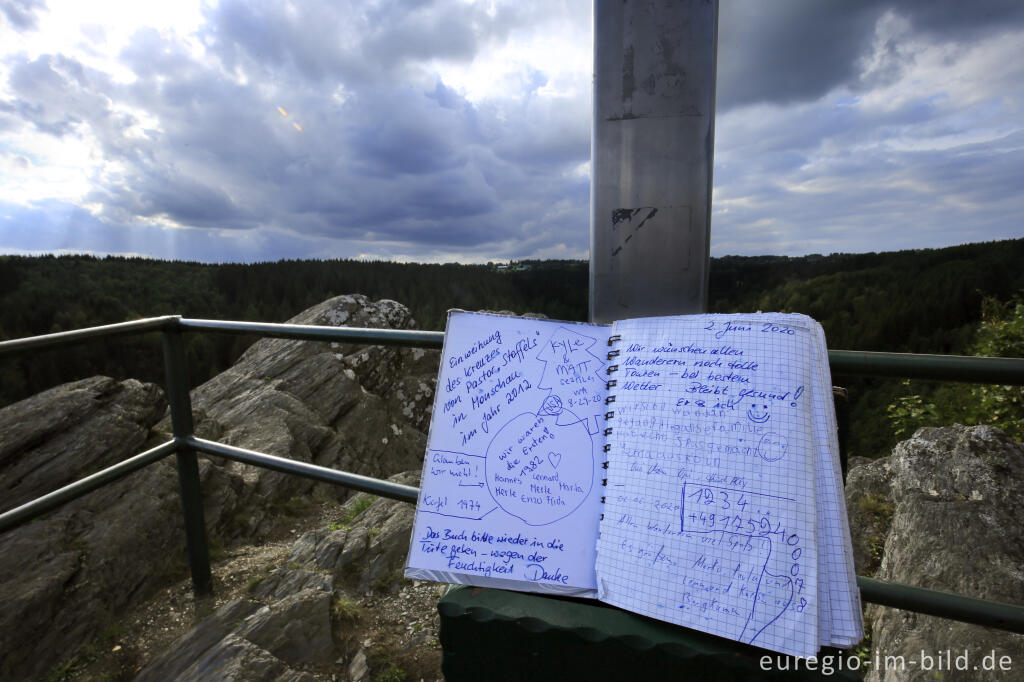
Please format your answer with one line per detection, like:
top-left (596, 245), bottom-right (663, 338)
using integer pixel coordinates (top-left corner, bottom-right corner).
top-left (686, 486), bottom-right (806, 581)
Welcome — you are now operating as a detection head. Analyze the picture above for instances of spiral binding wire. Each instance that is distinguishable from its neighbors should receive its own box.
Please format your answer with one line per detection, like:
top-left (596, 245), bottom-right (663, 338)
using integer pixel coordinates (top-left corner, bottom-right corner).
top-left (600, 335), bottom-right (621, 521)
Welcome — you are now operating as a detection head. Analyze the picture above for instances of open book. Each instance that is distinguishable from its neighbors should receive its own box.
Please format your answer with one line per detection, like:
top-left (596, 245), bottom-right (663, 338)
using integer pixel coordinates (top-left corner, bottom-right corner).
top-left (404, 311), bottom-right (862, 658)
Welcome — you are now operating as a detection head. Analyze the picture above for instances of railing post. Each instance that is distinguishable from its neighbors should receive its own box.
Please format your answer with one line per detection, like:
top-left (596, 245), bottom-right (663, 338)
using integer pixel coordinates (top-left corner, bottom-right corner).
top-left (162, 323), bottom-right (213, 597)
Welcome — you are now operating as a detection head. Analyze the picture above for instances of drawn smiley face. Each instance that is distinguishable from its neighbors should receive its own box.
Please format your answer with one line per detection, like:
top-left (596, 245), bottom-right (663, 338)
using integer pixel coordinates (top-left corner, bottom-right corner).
top-left (747, 403), bottom-right (770, 424)
top-left (758, 432), bottom-right (788, 462)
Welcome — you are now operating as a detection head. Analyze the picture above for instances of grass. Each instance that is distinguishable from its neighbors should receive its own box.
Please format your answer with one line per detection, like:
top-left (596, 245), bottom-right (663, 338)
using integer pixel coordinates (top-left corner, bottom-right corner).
top-left (269, 494), bottom-right (318, 517)
top-left (372, 570), bottom-right (410, 594)
top-left (245, 571), bottom-right (270, 593)
top-left (331, 594), bottom-right (362, 623)
top-left (857, 492), bottom-right (894, 519)
top-left (207, 534), bottom-right (228, 562)
top-left (374, 663), bottom-right (406, 682)
top-left (338, 495), bottom-right (374, 527)
top-left (42, 620), bottom-right (126, 682)
top-left (373, 572), bottom-right (394, 593)
top-left (857, 492), bottom-right (895, 576)
top-left (369, 647), bottom-right (407, 682)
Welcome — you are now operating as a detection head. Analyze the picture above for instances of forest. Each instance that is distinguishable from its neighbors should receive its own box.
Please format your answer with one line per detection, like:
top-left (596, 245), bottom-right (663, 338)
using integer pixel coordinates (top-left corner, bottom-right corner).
top-left (1, 237), bottom-right (1022, 459)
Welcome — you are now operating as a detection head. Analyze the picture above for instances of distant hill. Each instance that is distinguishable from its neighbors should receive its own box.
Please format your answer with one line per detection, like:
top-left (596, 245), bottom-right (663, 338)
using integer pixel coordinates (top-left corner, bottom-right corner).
top-left (1, 238), bottom-right (1022, 457)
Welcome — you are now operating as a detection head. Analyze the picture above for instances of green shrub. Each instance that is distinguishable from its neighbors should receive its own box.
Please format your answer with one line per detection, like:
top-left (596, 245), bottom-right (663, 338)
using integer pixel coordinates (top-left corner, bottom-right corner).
top-left (887, 293), bottom-right (1024, 442)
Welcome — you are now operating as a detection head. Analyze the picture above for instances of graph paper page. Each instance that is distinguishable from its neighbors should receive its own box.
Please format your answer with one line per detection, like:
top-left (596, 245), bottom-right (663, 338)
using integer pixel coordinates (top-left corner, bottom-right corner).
top-left (595, 314), bottom-right (821, 659)
top-left (809, 323), bottom-right (863, 646)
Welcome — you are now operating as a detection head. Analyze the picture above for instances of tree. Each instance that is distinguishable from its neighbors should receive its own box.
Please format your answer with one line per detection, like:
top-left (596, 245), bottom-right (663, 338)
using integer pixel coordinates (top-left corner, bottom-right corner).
top-left (968, 294), bottom-right (1024, 440)
top-left (888, 293), bottom-right (1024, 442)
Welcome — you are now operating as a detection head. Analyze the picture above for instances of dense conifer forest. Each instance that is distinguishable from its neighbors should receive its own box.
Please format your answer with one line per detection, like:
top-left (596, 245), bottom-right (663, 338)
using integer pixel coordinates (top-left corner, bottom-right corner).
top-left (1, 237), bottom-right (1022, 458)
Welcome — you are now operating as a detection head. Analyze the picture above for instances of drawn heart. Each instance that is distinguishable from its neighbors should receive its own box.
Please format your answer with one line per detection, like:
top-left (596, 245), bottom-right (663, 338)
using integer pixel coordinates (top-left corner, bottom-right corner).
top-left (547, 451), bottom-right (562, 469)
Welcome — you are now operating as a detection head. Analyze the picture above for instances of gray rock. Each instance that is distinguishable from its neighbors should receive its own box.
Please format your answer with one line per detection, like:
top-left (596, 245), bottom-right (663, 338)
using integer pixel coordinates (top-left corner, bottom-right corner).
top-left (237, 588), bottom-right (335, 667)
top-left (135, 599), bottom-right (263, 682)
top-left (133, 472), bottom-right (424, 680)
top-left (313, 528), bottom-right (348, 570)
top-left (347, 647), bottom-right (369, 681)
top-left (0, 377), bottom-right (180, 681)
top-left (322, 472), bottom-right (420, 594)
top-left (0, 295), bottom-right (439, 680)
top-left (152, 294), bottom-right (437, 539)
top-left (172, 634), bottom-right (316, 682)
top-left (0, 375), bottom-right (165, 509)
top-left (136, 574), bottom-right (337, 680)
top-left (252, 567), bottom-right (332, 602)
top-left (288, 527), bottom-right (328, 565)
top-left (846, 425), bottom-right (1024, 682)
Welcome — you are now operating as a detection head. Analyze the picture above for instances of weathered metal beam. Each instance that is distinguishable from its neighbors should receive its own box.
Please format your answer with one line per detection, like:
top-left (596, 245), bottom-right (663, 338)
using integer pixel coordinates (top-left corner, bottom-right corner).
top-left (590, 0), bottom-right (719, 322)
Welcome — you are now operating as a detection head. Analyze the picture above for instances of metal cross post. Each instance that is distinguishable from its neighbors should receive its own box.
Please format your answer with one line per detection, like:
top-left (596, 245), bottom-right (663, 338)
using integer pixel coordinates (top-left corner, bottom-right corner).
top-left (590, 0), bottom-right (718, 322)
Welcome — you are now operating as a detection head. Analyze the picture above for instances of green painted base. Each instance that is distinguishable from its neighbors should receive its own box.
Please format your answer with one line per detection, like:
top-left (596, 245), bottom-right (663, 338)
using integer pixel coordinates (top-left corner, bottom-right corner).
top-left (438, 585), bottom-right (861, 681)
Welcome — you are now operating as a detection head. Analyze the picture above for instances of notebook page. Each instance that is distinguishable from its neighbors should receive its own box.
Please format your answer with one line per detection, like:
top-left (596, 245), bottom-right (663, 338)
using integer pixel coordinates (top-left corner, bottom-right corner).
top-left (595, 314), bottom-right (821, 659)
top-left (811, 325), bottom-right (834, 647)
top-left (406, 311), bottom-right (609, 596)
top-left (809, 323), bottom-right (863, 646)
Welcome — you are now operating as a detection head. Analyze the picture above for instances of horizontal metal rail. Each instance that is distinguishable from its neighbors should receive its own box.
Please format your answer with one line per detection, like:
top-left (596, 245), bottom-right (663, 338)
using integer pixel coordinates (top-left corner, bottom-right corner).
top-left (3, 315), bottom-right (1019, 384)
top-left (0, 316), bottom-right (179, 356)
top-left (178, 318), bottom-right (445, 349)
top-left (858, 576), bottom-right (1024, 634)
top-left (174, 436), bottom-right (1024, 635)
top-left (829, 349), bottom-right (1024, 385)
top-left (0, 439), bottom-right (178, 533)
top-left (185, 436), bottom-right (420, 503)
top-left (2, 315), bottom-right (1023, 637)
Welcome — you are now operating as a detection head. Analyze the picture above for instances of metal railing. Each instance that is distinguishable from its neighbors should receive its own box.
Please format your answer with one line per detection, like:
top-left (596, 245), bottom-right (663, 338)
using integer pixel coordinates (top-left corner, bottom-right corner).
top-left (1, 315), bottom-right (1023, 635)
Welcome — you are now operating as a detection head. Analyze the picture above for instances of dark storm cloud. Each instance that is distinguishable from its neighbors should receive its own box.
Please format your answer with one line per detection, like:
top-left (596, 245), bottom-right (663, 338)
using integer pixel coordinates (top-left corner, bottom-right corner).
top-left (346, 83), bottom-right (479, 177)
top-left (5, 0), bottom-right (1019, 263)
top-left (0, 0), bottom-right (47, 31)
top-left (487, 94), bottom-right (590, 169)
top-left (359, 0), bottom-right (519, 68)
top-left (711, 97), bottom-right (1024, 256)
top-left (92, 169), bottom-right (250, 228)
top-left (49, 0), bottom-right (585, 257)
top-left (204, 0), bottom-right (521, 84)
top-left (0, 34), bottom-right (265, 231)
top-left (5, 53), bottom-right (110, 137)
top-left (0, 0), bottom-right (577, 259)
top-left (0, 0), bottom-right (604, 261)
top-left (717, 0), bottom-right (1024, 110)
top-left (717, 1), bottom-right (878, 110)
top-left (898, 0), bottom-right (1024, 40)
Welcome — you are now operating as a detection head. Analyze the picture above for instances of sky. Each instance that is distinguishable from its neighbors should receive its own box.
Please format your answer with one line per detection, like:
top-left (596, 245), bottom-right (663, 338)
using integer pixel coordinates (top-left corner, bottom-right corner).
top-left (0, 0), bottom-right (1021, 263)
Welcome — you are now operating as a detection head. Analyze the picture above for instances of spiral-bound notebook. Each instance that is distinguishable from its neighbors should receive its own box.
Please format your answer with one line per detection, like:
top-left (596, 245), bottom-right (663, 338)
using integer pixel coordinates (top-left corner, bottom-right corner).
top-left (405, 311), bottom-right (862, 658)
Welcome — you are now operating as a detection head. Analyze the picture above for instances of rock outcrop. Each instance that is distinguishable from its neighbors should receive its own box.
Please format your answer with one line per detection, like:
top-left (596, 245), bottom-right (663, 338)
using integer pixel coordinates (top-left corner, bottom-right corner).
top-left (845, 425), bottom-right (1024, 682)
top-left (0, 376), bottom-right (178, 681)
top-left (0, 295), bottom-right (439, 680)
top-left (151, 294), bottom-right (439, 541)
top-left (0, 376), bottom-right (166, 509)
top-left (135, 472), bottom-right (441, 682)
